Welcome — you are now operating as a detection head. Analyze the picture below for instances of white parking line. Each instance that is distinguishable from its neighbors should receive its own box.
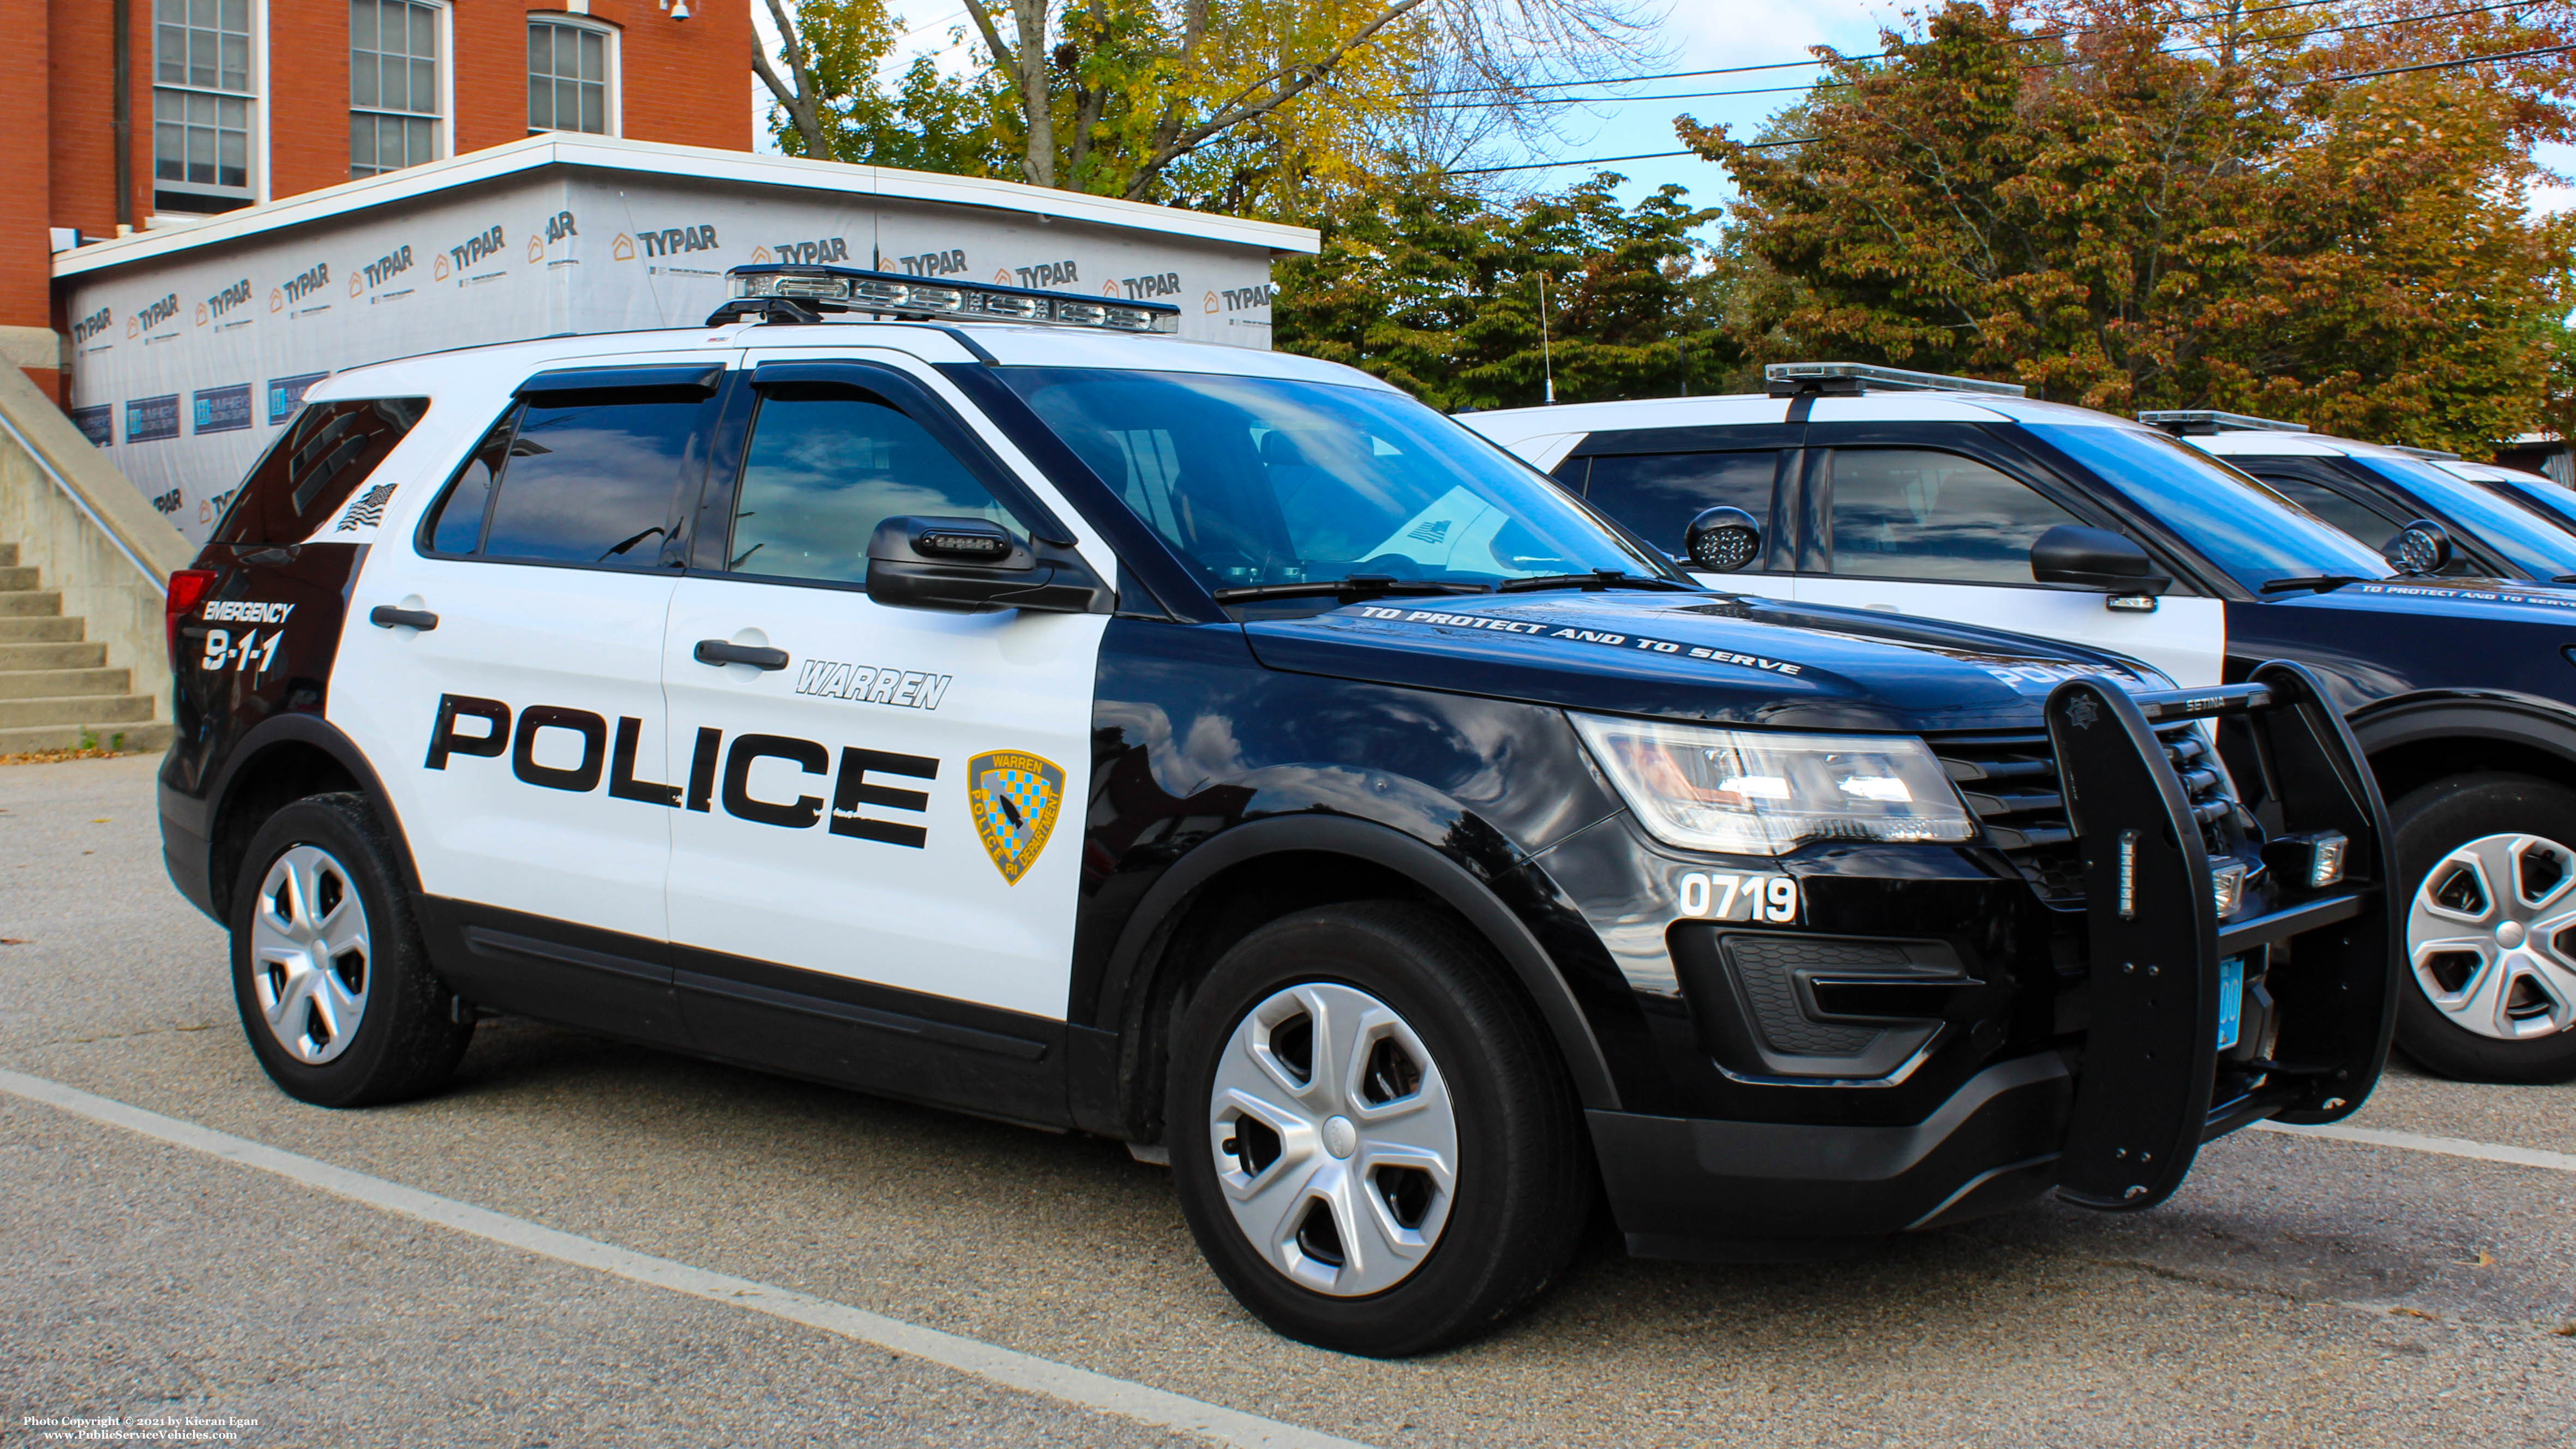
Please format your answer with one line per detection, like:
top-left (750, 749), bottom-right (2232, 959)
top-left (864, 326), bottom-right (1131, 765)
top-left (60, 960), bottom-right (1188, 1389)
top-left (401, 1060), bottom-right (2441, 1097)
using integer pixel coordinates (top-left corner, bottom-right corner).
top-left (0, 1067), bottom-right (1373, 1449)
top-left (2254, 1119), bottom-right (2576, 1173)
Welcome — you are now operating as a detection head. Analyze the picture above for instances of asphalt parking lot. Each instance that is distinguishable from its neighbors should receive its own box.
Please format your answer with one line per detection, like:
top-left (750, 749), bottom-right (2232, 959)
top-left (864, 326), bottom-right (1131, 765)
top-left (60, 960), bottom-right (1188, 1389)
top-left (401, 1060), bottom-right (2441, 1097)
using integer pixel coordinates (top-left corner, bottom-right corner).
top-left (3, 753), bottom-right (2571, 1449)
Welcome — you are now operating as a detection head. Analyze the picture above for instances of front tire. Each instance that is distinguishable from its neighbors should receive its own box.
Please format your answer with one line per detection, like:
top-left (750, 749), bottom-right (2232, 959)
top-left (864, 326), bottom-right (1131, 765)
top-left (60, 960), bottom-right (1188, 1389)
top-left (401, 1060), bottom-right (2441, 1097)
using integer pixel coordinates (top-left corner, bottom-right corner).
top-left (230, 793), bottom-right (472, 1107)
top-left (1167, 903), bottom-right (1589, 1357)
top-left (2390, 773), bottom-right (2576, 1083)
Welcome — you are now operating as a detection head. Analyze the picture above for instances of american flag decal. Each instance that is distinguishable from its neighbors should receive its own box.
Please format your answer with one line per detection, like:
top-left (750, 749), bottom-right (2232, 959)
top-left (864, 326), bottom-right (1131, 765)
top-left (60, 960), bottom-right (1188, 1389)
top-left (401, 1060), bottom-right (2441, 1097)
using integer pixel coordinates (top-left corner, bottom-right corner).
top-left (337, 482), bottom-right (398, 532)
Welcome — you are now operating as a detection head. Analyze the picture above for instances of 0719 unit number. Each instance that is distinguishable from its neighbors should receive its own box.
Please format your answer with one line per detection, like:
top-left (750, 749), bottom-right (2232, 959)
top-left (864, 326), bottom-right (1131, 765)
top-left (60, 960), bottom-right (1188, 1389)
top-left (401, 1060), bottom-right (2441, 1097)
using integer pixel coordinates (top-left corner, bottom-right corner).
top-left (1676, 870), bottom-right (1799, 924)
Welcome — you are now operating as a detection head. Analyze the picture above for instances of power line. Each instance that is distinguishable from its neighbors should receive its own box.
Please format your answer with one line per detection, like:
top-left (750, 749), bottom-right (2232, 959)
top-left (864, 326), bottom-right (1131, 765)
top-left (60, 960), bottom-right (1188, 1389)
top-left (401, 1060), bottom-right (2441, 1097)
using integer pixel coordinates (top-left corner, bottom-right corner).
top-left (1402, 0), bottom-right (2376, 99)
top-left (1408, 0), bottom-right (2550, 110)
top-left (1440, 38), bottom-right (2573, 176)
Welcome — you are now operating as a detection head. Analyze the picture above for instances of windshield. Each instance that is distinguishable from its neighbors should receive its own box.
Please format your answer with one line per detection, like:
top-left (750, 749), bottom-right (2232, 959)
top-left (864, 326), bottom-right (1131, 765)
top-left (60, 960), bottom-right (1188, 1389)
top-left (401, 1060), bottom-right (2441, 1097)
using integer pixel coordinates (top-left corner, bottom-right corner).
top-left (2024, 424), bottom-right (2391, 591)
top-left (997, 368), bottom-right (1667, 591)
top-left (2474, 472), bottom-right (2576, 532)
top-left (2350, 455), bottom-right (2576, 579)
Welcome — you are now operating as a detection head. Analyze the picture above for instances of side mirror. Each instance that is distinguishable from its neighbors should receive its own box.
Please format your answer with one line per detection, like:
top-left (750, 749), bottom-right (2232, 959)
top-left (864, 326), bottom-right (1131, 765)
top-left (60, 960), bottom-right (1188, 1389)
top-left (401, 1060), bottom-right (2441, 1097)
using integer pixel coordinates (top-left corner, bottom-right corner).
top-left (2383, 518), bottom-right (2453, 576)
top-left (2031, 525), bottom-right (2170, 594)
top-left (865, 515), bottom-right (1113, 615)
top-left (1683, 506), bottom-right (1763, 572)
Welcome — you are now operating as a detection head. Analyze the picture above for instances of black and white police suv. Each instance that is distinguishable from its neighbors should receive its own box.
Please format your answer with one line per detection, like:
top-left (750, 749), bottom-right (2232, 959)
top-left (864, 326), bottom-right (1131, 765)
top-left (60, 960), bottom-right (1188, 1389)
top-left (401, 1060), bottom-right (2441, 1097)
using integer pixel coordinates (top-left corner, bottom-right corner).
top-left (2148, 410), bottom-right (2576, 586)
top-left (1465, 362), bottom-right (2576, 1085)
top-left (158, 282), bottom-right (2395, 1356)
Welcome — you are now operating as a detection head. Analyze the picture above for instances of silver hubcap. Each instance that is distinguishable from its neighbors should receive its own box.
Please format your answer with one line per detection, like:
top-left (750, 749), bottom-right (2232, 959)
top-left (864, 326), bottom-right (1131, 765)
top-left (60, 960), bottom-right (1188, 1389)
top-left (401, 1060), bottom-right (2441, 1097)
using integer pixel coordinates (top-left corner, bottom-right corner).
top-left (249, 844), bottom-right (373, 1065)
top-left (2406, 832), bottom-right (2576, 1041)
top-left (1207, 983), bottom-right (1458, 1297)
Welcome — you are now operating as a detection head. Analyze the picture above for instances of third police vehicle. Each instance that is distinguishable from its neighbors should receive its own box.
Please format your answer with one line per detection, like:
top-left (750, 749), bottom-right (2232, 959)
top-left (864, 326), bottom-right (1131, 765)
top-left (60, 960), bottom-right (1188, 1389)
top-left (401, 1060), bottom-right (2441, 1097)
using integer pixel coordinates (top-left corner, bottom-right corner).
top-left (159, 286), bottom-right (2392, 1355)
top-left (1467, 362), bottom-right (2576, 1084)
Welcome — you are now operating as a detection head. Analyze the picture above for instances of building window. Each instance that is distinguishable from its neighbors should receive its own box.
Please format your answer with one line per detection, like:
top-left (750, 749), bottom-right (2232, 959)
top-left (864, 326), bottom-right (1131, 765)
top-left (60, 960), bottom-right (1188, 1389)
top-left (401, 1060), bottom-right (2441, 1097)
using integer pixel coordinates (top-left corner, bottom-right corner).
top-left (153, 0), bottom-right (257, 212)
top-left (351, 0), bottom-right (445, 178)
top-left (527, 19), bottom-right (614, 135)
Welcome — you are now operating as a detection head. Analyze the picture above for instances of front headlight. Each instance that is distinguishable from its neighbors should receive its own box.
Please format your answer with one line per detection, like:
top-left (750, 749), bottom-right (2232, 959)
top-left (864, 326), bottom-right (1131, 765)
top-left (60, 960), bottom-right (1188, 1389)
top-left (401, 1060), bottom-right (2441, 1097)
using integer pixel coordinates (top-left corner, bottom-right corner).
top-left (1570, 713), bottom-right (1977, 856)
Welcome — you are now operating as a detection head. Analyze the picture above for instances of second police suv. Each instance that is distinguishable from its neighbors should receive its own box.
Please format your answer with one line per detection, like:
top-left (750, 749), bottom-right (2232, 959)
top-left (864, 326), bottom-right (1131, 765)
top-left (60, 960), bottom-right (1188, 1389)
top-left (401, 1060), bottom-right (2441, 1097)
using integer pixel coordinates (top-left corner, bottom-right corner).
top-left (159, 272), bottom-right (2396, 1356)
top-left (1468, 363), bottom-right (2576, 1087)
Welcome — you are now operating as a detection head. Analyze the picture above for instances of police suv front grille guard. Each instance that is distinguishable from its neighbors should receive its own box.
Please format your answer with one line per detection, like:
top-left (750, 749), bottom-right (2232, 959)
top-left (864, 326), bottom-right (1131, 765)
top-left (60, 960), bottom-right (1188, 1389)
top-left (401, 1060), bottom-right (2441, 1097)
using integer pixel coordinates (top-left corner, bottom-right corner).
top-left (2044, 661), bottom-right (2395, 1212)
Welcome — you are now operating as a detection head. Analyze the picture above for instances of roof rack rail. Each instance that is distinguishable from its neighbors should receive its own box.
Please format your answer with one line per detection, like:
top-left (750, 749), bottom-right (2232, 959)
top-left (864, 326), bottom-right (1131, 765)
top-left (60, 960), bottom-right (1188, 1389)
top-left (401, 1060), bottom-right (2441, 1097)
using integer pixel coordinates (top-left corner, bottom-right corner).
top-left (708, 263), bottom-right (1182, 334)
top-left (2136, 409), bottom-right (2309, 436)
top-left (1764, 361), bottom-right (2026, 398)
top-left (2386, 443), bottom-right (2463, 461)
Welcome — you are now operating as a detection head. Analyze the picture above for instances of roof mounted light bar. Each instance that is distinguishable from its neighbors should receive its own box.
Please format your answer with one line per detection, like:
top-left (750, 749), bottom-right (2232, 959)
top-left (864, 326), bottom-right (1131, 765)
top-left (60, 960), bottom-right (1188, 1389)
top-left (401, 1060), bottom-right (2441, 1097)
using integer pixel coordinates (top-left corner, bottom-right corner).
top-left (1765, 361), bottom-right (2026, 398)
top-left (708, 264), bottom-right (1181, 334)
top-left (2137, 410), bottom-right (2309, 436)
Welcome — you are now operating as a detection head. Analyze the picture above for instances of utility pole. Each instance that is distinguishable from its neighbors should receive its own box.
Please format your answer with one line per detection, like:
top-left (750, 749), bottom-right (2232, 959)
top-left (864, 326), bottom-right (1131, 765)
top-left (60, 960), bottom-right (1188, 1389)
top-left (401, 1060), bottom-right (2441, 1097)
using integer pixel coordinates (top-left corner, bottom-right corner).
top-left (1538, 271), bottom-right (1557, 405)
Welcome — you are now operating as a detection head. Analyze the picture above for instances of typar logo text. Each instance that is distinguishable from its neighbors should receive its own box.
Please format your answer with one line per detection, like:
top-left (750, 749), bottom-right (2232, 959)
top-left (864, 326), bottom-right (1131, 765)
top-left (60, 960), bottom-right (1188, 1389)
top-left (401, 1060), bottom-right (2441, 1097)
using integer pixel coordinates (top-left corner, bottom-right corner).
top-left (766, 235), bottom-right (850, 264)
top-left (131, 293), bottom-right (181, 338)
top-left (638, 224), bottom-right (720, 258)
top-left (439, 224), bottom-right (508, 281)
top-left (887, 247), bottom-right (969, 276)
top-left (353, 245), bottom-right (416, 299)
top-left (71, 306), bottom-right (112, 347)
top-left (203, 278), bottom-right (254, 330)
top-left (1119, 270), bottom-right (1182, 300)
top-left (278, 260), bottom-right (330, 313)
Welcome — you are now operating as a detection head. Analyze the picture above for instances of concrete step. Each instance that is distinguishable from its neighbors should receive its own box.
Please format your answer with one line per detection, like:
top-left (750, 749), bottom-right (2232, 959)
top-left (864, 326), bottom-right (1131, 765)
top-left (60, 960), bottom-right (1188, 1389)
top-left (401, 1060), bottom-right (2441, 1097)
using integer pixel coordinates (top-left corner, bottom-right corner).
top-left (0, 616), bottom-right (82, 642)
top-left (0, 567), bottom-right (36, 591)
top-left (0, 719), bottom-right (171, 755)
top-left (0, 590), bottom-right (64, 618)
top-left (0, 693), bottom-right (154, 728)
top-left (0, 641), bottom-right (107, 670)
top-left (0, 667), bottom-right (129, 700)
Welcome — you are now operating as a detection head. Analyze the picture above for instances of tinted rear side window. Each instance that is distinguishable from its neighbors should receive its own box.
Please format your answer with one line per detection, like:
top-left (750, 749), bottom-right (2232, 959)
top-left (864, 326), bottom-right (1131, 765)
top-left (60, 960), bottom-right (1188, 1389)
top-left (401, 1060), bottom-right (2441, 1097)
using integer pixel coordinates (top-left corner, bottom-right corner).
top-left (424, 388), bottom-right (711, 567)
top-left (1578, 450), bottom-right (1780, 562)
top-left (2242, 470), bottom-right (2406, 554)
top-left (212, 398), bottom-right (429, 544)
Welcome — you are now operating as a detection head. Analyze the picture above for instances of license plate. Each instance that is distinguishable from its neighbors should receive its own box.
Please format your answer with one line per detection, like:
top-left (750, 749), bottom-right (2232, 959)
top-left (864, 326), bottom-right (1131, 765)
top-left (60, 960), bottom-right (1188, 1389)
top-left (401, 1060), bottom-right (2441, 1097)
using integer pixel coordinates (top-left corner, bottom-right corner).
top-left (2215, 954), bottom-right (2245, 1051)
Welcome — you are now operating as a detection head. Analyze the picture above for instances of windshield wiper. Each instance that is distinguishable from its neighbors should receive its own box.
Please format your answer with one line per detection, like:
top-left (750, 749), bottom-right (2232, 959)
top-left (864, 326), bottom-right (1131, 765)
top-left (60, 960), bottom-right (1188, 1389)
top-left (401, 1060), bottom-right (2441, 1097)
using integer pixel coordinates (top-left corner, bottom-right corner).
top-left (1494, 570), bottom-right (1696, 594)
top-left (1210, 574), bottom-right (1492, 604)
top-left (2259, 574), bottom-right (2375, 595)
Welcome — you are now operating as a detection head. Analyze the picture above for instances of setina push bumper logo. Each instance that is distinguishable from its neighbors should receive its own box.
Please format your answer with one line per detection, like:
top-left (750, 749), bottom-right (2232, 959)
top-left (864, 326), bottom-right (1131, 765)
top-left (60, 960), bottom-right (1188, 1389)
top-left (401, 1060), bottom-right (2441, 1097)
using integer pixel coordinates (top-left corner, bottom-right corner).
top-left (969, 751), bottom-right (1064, 885)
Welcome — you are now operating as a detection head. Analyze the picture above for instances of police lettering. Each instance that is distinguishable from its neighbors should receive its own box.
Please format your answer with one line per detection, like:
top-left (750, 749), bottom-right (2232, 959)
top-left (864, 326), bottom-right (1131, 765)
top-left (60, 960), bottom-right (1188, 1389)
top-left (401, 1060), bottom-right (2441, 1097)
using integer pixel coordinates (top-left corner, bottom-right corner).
top-left (448, 225), bottom-right (507, 272)
top-left (774, 237), bottom-right (850, 264)
top-left (639, 224), bottom-right (720, 258)
top-left (73, 306), bottom-right (112, 343)
top-left (135, 294), bottom-right (180, 331)
top-left (894, 248), bottom-right (968, 276)
top-left (283, 262), bottom-right (330, 303)
top-left (362, 247), bottom-right (414, 288)
top-left (1120, 272), bottom-right (1182, 300)
top-left (1014, 260), bottom-right (1079, 289)
top-left (544, 211), bottom-right (578, 243)
top-left (207, 279), bottom-right (253, 318)
top-left (423, 694), bottom-right (935, 845)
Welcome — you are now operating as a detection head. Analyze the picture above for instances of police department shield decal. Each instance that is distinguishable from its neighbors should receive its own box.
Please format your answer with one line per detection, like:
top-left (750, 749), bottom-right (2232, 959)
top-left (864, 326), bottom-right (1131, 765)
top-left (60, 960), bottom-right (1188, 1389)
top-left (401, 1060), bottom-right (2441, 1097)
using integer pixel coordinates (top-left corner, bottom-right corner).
top-left (969, 750), bottom-right (1066, 885)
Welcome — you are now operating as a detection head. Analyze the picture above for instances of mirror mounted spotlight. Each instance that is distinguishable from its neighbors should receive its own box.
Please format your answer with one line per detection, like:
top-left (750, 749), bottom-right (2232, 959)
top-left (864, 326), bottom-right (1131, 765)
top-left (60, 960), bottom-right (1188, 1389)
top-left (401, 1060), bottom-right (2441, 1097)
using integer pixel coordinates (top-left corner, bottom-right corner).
top-left (2383, 518), bottom-right (2453, 576)
top-left (1682, 506), bottom-right (1763, 572)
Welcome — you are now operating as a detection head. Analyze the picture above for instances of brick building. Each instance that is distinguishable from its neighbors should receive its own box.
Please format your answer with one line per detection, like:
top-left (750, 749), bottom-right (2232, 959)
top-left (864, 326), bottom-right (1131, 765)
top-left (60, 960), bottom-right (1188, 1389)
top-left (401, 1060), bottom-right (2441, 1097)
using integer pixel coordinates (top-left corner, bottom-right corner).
top-left (2, 0), bottom-right (752, 402)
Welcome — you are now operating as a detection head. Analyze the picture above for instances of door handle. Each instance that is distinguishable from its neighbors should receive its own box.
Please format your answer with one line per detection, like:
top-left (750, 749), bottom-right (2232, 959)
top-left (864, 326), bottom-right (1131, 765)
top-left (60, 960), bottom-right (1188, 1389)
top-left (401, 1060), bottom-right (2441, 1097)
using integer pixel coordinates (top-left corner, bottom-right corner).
top-left (694, 639), bottom-right (790, 670)
top-left (369, 606), bottom-right (439, 631)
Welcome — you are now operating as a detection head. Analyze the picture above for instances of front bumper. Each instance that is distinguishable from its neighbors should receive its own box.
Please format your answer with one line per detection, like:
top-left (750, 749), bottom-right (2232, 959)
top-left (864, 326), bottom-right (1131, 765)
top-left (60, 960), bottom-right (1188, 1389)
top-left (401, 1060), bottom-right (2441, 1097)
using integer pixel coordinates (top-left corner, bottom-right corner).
top-left (1551, 663), bottom-right (2397, 1253)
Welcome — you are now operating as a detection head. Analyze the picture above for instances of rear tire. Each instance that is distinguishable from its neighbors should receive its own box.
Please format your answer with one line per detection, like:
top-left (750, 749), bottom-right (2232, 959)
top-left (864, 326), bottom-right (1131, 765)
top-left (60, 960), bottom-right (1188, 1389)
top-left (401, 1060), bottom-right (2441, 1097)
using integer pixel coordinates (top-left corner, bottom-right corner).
top-left (2389, 772), bottom-right (2576, 1084)
top-left (1167, 902), bottom-right (1590, 1357)
top-left (229, 792), bottom-right (472, 1107)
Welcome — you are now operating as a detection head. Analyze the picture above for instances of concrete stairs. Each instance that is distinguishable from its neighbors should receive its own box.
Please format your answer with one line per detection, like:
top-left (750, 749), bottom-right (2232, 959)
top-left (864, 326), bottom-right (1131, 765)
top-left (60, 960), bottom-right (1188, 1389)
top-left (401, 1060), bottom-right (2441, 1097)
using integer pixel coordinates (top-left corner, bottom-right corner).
top-left (0, 543), bottom-right (170, 754)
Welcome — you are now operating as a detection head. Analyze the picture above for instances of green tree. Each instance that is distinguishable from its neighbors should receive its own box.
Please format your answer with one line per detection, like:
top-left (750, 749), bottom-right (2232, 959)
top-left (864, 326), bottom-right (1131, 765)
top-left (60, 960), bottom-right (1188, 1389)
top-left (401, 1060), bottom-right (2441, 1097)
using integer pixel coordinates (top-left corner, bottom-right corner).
top-left (1274, 175), bottom-right (1748, 411)
top-left (1684, 1), bottom-right (2576, 452)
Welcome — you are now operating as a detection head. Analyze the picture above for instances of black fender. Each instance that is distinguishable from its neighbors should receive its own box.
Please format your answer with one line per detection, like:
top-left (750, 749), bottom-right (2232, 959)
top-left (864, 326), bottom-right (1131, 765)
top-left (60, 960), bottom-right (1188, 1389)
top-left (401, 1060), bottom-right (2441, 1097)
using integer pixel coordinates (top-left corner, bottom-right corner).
top-left (1085, 813), bottom-right (1622, 1127)
top-left (174, 712), bottom-right (423, 922)
top-left (2346, 688), bottom-right (2576, 761)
